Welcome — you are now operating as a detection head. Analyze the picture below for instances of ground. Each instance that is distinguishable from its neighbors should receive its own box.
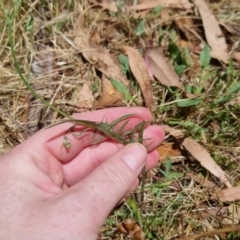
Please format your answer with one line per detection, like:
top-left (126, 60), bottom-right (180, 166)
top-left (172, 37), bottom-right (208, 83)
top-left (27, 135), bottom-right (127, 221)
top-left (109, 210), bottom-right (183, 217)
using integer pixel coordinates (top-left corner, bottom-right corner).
top-left (1, 0), bottom-right (240, 239)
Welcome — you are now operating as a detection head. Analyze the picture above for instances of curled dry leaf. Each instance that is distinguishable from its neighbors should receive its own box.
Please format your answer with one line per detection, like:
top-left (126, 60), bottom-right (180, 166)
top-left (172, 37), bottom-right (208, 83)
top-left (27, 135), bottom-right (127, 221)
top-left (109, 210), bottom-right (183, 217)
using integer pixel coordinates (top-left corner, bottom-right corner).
top-left (174, 17), bottom-right (200, 44)
top-left (216, 186), bottom-right (240, 202)
top-left (95, 75), bottom-right (124, 108)
top-left (129, 0), bottom-right (193, 11)
top-left (233, 52), bottom-right (240, 64)
top-left (118, 219), bottom-right (144, 240)
top-left (124, 46), bottom-right (153, 108)
top-left (186, 172), bottom-right (217, 189)
top-left (157, 142), bottom-right (182, 162)
top-left (74, 16), bottom-right (130, 107)
top-left (89, 0), bottom-right (118, 13)
top-left (162, 124), bottom-right (185, 139)
top-left (182, 137), bottom-right (232, 188)
top-left (193, 0), bottom-right (229, 63)
top-left (145, 49), bottom-right (182, 88)
top-left (225, 205), bottom-right (240, 225)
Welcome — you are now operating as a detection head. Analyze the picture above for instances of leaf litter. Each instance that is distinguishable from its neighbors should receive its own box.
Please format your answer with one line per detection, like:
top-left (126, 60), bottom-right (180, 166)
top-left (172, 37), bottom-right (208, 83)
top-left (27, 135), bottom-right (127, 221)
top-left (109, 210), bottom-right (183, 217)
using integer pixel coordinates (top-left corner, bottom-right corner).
top-left (74, 15), bottom-right (130, 107)
top-left (194, 0), bottom-right (229, 63)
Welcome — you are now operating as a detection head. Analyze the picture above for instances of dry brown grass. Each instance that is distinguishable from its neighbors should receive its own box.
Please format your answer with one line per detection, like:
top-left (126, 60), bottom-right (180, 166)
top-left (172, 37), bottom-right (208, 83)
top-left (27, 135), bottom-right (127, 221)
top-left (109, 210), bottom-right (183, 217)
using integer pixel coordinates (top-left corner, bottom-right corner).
top-left (1, 0), bottom-right (240, 239)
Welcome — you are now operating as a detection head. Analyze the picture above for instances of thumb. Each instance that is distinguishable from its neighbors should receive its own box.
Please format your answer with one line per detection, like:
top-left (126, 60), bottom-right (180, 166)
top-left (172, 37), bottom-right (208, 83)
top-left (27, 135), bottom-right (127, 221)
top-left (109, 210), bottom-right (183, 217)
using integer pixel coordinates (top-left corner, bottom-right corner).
top-left (61, 143), bottom-right (147, 229)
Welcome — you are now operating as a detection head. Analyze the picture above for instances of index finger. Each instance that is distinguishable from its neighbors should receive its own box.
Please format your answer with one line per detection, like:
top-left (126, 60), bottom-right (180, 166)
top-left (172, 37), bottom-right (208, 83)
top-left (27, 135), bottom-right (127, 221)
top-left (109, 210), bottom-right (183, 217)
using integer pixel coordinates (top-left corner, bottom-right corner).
top-left (29, 107), bottom-right (152, 162)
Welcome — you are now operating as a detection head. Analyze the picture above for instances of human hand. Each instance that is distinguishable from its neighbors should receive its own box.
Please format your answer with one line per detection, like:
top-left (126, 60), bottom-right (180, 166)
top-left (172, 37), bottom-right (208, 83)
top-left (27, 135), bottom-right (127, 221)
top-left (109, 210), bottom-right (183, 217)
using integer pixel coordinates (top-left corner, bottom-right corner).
top-left (0, 107), bottom-right (165, 240)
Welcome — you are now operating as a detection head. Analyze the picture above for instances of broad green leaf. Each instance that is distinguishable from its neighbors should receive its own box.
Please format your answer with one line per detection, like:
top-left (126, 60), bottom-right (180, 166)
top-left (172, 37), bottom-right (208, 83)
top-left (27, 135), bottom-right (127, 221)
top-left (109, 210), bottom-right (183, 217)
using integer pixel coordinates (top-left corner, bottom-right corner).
top-left (175, 64), bottom-right (187, 75)
top-left (200, 45), bottom-right (211, 69)
top-left (110, 77), bottom-right (131, 99)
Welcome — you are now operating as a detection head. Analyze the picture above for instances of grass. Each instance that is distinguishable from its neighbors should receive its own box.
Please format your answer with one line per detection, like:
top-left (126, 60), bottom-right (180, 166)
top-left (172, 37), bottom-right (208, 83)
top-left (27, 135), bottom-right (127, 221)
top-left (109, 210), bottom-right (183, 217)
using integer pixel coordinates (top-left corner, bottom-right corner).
top-left (1, 0), bottom-right (240, 239)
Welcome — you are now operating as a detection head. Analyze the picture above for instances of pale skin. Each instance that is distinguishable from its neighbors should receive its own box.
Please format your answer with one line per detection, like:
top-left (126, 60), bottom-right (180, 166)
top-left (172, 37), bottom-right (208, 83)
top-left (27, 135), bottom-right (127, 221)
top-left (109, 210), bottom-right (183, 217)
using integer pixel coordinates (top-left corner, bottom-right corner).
top-left (0, 107), bottom-right (165, 240)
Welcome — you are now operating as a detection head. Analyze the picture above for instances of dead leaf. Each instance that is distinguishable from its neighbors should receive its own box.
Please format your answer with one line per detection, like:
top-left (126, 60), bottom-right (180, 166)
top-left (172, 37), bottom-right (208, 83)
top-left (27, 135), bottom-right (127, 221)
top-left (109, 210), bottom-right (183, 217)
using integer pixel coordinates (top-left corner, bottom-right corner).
top-left (76, 82), bottom-right (93, 111)
top-left (89, 0), bottom-right (118, 13)
top-left (174, 17), bottom-right (200, 43)
top-left (129, 0), bottom-right (193, 11)
top-left (193, 0), bottom-right (229, 63)
top-left (201, 206), bottom-right (227, 220)
top-left (124, 46), bottom-right (153, 108)
top-left (131, 9), bottom-right (151, 19)
top-left (224, 205), bottom-right (240, 225)
top-left (74, 16), bottom-right (130, 107)
top-left (94, 75), bottom-right (124, 108)
top-left (210, 122), bottom-right (221, 133)
top-left (182, 137), bottom-right (232, 188)
top-left (186, 172), bottom-right (217, 189)
top-left (145, 49), bottom-right (182, 88)
top-left (216, 186), bottom-right (240, 202)
top-left (157, 142), bottom-right (182, 161)
top-left (162, 124), bottom-right (185, 139)
top-left (233, 52), bottom-right (240, 64)
top-left (178, 39), bottom-right (200, 50)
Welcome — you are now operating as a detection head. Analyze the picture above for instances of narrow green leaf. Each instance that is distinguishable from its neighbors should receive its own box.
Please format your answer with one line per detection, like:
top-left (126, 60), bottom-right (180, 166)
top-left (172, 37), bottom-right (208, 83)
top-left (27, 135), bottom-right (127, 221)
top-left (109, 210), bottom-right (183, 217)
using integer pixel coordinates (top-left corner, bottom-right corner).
top-left (152, 5), bottom-right (162, 14)
top-left (176, 98), bottom-right (202, 107)
top-left (200, 45), bottom-right (211, 69)
top-left (128, 199), bottom-right (142, 226)
top-left (227, 81), bottom-right (240, 94)
top-left (118, 54), bottom-right (130, 74)
top-left (135, 20), bottom-right (145, 36)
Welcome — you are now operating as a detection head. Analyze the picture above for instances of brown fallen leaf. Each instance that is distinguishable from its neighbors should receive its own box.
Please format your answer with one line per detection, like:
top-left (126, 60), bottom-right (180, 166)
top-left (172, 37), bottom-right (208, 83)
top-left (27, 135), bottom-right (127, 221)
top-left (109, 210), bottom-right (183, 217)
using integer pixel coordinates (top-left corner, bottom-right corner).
top-left (74, 16), bottom-right (130, 107)
top-left (145, 49), bottom-right (182, 88)
top-left (201, 206), bottom-right (227, 220)
top-left (174, 17), bottom-right (200, 43)
top-left (193, 0), bottom-right (229, 63)
top-left (216, 186), bottom-right (240, 202)
top-left (233, 52), bottom-right (240, 64)
top-left (224, 205), bottom-right (240, 225)
top-left (129, 0), bottom-right (193, 11)
top-left (124, 46), bottom-right (153, 108)
top-left (94, 75), bottom-right (124, 108)
top-left (157, 142), bottom-right (182, 161)
top-left (89, 0), bottom-right (118, 13)
top-left (76, 82), bottom-right (93, 111)
top-left (182, 137), bottom-right (232, 188)
top-left (162, 124), bottom-right (185, 139)
top-left (164, 125), bottom-right (232, 190)
top-left (186, 172), bottom-right (217, 189)
top-left (118, 219), bottom-right (144, 240)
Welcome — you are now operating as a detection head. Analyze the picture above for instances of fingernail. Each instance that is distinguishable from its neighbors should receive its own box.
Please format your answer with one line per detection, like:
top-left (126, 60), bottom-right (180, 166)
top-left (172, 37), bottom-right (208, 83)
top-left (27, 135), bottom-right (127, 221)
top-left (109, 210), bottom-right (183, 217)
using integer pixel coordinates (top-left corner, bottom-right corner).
top-left (122, 143), bottom-right (147, 171)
